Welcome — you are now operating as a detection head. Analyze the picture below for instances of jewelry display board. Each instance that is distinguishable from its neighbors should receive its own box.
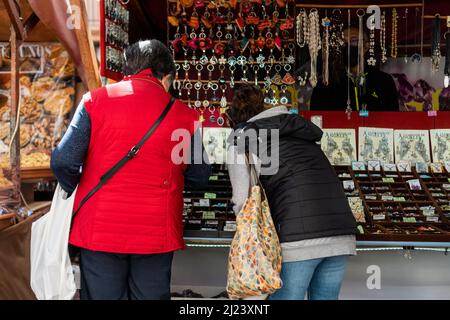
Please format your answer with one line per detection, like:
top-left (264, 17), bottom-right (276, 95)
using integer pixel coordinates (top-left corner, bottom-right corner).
top-left (100, 0), bottom-right (130, 81)
top-left (168, 0), bottom-right (298, 127)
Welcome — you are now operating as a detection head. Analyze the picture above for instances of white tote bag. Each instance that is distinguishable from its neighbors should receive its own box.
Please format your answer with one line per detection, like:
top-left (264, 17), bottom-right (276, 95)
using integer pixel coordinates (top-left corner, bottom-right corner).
top-left (30, 184), bottom-right (77, 300)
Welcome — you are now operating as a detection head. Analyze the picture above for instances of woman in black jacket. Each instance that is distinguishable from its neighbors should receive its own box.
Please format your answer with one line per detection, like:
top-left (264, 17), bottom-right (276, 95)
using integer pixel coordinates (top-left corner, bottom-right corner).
top-left (227, 85), bottom-right (357, 300)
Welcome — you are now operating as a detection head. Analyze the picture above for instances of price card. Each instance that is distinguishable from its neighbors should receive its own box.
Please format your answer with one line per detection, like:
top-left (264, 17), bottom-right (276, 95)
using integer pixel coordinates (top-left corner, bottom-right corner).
top-left (366, 195), bottom-right (378, 200)
top-left (430, 163), bottom-right (443, 173)
top-left (420, 206), bottom-right (435, 216)
top-left (426, 216), bottom-right (439, 223)
top-left (202, 211), bottom-right (216, 220)
top-left (224, 222), bottom-right (237, 232)
top-left (352, 161), bottom-right (366, 171)
top-left (403, 217), bottom-right (417, 223)
top-left (381, 195), bottom-right (394, 201)
top-left (342, 180), bottom-right (355, 191)
top-left (368, 160), bottom-right (381, 171)
top-left (209, 176), bottom-right (219, 181)
top-left (382, 178), bottom-right (395, 183)
top-left (204, 193), bottom-right (217, 199)
top-left (357, 225), bottom-right (365, 234)
top-left (383, 163), bottom-right (397, 172)
top-left (199, 199), bottom-right (210, 207)
top-left (184, 198), bottom-right (191, 203)
top-left (393, 197), bottom-right (406, 202)
top-left (407, 179), bottom-right (422, 191)
top-left (372, 214), bottom-right (386, 221)
top-left (415, 162), bottom-right (429, 173)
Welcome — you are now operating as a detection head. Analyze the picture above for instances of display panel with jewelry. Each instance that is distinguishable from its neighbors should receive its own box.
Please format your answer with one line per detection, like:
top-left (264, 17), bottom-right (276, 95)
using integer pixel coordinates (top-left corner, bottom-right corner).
top-left (391, 8), bottom-right (398, 58)
top-left (445, 30), bottom-right (450, 88)
top-left (308, 9), bottom-right (321, 88)
top-left (346, 9), bottom-right (352, 119)
top-left (356, 9), bottom-right (365, 86)
top-left (431, 14), bottom-right (442, 73)
top-left (168, 0), bottom-right (297, 122)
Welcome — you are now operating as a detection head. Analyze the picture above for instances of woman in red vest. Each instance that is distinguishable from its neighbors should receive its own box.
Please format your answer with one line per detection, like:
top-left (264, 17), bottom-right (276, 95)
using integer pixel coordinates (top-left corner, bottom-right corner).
top-left (51, 40), bottom-right (210, 300)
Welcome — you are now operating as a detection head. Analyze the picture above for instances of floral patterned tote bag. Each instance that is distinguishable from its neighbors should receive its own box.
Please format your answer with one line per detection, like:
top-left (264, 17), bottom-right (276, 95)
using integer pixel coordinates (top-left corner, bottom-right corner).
top-left (226, 158), bottom-right (283, 299)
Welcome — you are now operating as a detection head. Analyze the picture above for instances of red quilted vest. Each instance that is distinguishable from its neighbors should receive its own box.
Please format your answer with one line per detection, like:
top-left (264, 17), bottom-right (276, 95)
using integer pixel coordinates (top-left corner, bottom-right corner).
top-left (69, 70), bottom-right (198, 254)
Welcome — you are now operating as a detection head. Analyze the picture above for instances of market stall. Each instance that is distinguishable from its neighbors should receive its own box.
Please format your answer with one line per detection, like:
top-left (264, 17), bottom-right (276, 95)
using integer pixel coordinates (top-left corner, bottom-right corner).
top-left (95, 0), bottom-right (450, 298)
top-left (98, 0), bottom-right (450, 247)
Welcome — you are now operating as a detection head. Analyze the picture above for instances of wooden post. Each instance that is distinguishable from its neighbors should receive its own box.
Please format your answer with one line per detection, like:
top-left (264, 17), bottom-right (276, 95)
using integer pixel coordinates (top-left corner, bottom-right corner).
top-left (71, 0), bottom-right (101, 91)
top-left (9, 26), bottom-right (21, 207)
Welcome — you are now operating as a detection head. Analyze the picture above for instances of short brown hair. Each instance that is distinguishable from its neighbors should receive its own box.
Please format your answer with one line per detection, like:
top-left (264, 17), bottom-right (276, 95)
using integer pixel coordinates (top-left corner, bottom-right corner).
top-left (228, 85), bottom-right (265, 126)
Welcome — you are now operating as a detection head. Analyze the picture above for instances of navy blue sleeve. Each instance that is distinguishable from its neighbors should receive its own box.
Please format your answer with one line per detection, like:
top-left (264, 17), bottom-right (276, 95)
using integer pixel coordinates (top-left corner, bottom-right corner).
top-left (51, 101), bottom-right (91, 196)
top-left (184, 129), bottom-right (211, 190)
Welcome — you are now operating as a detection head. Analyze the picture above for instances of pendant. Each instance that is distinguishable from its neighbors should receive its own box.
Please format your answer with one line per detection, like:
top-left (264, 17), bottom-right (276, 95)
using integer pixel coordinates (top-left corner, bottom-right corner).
top-left (220, 96), bottom-right (228, 108)
top-left (256, 54), bottom-right (265, 67)
top-left (217, 116), bottom-right (225, 126)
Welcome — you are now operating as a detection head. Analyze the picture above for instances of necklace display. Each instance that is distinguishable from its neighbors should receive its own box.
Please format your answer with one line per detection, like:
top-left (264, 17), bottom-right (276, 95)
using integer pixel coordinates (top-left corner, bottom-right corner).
top-left (367, 11), bottom-right (377, 66)
top-left (322, 12), bottom-right (331, 86)
top-left (296, 9), bottom-right (308, 47)
top-left (391, 8), bottom-right (398, 58)
top-left (308, 9), bottom-right (321, 88)
top-left (380, 11), bottom-right (387, 64)
top-left (330, 9), bottom-right (345, 73)
top-left (445, 31), bottom-right (450, 88)
top-left (431, 14), bottom-right (442, 73)
top-left (411, 7), bottom-right (422, 63)
top-left (346, 9), bottom-right (352, 119)
top-left (403, 8), bottom-right (409, 63)
top-left (356, 9), bottom-right (365, 86)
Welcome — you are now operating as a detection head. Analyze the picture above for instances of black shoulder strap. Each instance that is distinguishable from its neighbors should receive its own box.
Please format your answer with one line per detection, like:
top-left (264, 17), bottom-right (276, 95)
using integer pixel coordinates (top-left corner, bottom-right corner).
top-left (72, 96), bottom-right (176, 218)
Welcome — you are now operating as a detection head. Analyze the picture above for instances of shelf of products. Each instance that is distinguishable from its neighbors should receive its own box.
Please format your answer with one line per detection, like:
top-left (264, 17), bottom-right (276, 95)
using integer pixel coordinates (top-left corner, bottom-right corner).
top-left (335, 164), bottom-right (450, 242)
top-left (183, 163), bottom-right (450, 244)
top-left (183, 164), bottom-right (236, 239)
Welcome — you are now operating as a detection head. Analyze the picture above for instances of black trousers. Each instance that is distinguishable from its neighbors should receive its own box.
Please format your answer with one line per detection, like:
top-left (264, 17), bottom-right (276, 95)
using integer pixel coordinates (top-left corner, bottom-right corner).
top-left (79, 248), bottom-right (174, 300)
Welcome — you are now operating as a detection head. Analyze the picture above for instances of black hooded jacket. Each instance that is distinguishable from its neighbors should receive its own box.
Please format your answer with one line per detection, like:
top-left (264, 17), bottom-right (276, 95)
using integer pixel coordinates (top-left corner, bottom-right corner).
top-left (238, 113), bottom-right (357, 243)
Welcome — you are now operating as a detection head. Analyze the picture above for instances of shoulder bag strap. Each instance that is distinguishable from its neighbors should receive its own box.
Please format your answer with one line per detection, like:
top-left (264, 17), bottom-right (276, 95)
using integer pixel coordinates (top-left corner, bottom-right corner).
top-left (72, 96), bottom-right (176, 218)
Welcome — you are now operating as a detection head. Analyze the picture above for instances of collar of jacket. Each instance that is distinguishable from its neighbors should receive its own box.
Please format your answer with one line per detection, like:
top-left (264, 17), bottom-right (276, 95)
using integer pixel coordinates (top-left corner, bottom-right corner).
top-left (123, 69), bottom-right (165, 90)
top-left (248, 106), bottom-right (290, 122)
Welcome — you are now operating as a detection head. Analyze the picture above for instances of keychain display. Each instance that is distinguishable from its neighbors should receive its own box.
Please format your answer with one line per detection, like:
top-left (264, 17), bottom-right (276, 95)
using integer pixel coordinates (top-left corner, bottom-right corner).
top-left (102, 0), bottom-right (129, 76)
top-left (168, 0), bottom-right (297, 124)
top-left (167, 0), bottom-right (445, 121)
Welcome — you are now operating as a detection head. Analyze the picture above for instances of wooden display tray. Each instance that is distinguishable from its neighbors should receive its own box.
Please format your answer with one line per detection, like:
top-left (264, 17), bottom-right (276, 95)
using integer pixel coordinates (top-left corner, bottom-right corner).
top-left (21, 167), bottom-right (53, 181)
top-left (184, 164), bottom-right (450, 243)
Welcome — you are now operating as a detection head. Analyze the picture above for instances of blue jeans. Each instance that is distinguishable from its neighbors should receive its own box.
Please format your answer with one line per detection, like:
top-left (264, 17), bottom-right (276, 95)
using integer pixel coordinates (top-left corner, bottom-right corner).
top-left (268, 255), bottom-right (349, 300)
